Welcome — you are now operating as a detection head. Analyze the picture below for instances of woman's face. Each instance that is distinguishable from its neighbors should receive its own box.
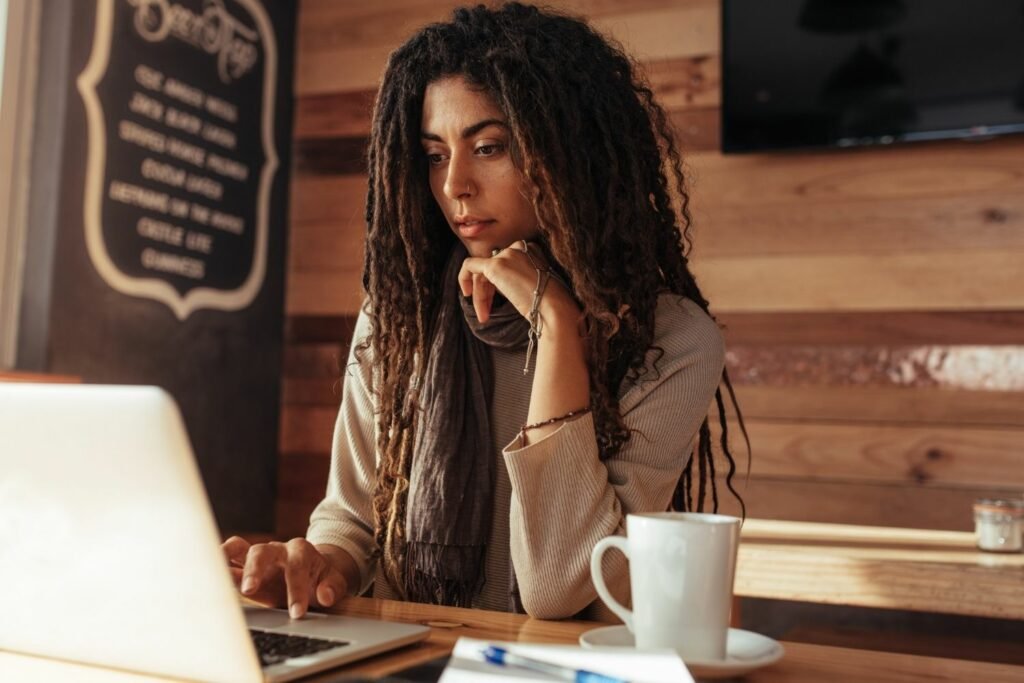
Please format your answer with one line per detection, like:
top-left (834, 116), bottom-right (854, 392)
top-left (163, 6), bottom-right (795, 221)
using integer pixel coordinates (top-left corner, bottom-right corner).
top-left (420, 75), bottom-right (540, 258)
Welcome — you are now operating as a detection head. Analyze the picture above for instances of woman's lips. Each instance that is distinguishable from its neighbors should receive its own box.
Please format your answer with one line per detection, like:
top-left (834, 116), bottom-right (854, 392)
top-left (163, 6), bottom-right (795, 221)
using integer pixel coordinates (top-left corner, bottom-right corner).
top-left (456, 220), bottom-right (494, 238)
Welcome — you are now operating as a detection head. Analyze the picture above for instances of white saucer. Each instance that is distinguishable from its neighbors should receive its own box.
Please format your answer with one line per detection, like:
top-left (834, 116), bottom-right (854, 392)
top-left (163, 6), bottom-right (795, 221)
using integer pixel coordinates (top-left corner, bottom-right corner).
top-left (579, 625), bottom-right (784, 679)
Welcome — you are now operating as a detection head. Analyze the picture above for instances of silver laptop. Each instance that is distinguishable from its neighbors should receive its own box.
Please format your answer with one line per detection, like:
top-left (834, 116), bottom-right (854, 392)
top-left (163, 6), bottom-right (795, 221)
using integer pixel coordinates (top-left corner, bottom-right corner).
top-left (0, 382), bottom-right (429, 683)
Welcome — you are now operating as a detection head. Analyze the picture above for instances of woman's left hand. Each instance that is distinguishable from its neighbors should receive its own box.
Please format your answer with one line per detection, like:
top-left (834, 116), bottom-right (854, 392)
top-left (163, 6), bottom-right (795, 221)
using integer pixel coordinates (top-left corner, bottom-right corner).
top-left (458, 241), bottom-right (577, 325)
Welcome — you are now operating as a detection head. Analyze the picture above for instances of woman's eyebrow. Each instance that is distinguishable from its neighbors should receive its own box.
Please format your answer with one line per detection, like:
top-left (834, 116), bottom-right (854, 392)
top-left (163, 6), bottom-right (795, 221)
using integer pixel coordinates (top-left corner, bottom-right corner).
top-left (421, 118), bottom-right (508, 142)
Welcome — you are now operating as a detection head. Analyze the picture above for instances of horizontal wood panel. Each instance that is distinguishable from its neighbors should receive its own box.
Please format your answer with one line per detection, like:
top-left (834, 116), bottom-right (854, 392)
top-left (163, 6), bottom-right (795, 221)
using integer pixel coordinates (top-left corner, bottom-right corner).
top-left (733, 419), bottom-right (1024, 489)
top-left (285, 314), bottom-right (359, 344)
top-left (692, 248), bottom-right (1024, 312)
top-left (296, 1), bottom-right (719, 94)
top-left (718, 311), bottom-right (1024, 345)
top-left (279, 451), bottom-right (331, 501)
top-left (290, 108), bottom-right (718, 180)
top-left (293, 56), bottom-right (719, 141)
top-left (293, 90), bottom-right (376, 139)
top-left (730, 385), bottom-right (1024, 429)
top-left (293, 136), bottom-right (367, 176)
top-left (282, 376), bottom-right (342, 406)
top-left (278, 401), bottom-right (1024, 487)
top-left (279, 405), bottom-right (338, 454)
top-left (290, 175), bottom-right (368, 224)
top-left (715, 478), bottom-right (1016, 531)
top-left (736, 546), bottom-right (1024, 621)
top-left (288, 242), bottom-right (1024, 316)
top-left (643, 55), bottom-right (721, 111)
top-left (668, 106), bottom-right (719, 152)
top-left (689, 136), bottom-right (1024, 207)
top-left (286, 270), bottom-right (364, 316)
top-left (282, 308), bottom-right (1024, 348)
top-left (691, 193), bottom-right (1024, 258)
top-left (289, 221), bottom-right (364, 272)
top-left (283, 343), bottom-right (347, 377)
top-left (288, 178), bottom-right (1024, 260)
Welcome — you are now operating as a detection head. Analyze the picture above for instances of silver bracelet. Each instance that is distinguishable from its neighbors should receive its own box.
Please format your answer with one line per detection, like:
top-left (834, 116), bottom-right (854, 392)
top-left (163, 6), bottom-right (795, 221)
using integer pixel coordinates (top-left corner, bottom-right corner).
top-left (490, 241), bottom-right (552, 374)
top-left (524, 268), bottom-right (550, 374)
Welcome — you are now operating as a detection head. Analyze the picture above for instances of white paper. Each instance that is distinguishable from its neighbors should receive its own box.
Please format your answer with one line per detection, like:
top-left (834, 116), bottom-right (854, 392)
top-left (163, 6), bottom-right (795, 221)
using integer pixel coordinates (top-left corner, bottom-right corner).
top-left (438, 637), bottom-right (694, 683)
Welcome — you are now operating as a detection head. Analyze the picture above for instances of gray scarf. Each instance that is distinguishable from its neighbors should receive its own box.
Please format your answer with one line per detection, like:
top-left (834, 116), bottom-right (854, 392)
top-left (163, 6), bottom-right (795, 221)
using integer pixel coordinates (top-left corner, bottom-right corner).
top-left (404, 244), bottom-right (529, 608)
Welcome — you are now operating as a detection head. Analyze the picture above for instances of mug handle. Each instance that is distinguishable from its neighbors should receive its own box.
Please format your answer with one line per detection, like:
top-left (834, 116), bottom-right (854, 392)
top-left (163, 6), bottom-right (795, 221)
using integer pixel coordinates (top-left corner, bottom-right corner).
top-left (590, 536), bottom-right (633, 630)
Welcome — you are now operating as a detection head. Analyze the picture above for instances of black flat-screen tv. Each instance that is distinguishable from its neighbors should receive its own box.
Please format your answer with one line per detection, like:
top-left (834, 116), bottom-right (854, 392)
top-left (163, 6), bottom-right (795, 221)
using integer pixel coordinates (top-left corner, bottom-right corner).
top-left (721, 0), bottom-right (1024, 153)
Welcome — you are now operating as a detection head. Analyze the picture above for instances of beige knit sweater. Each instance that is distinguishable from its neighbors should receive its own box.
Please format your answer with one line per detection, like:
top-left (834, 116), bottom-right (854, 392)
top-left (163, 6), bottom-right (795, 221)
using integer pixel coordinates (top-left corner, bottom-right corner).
top-left (306, 293), bottom-right (725, 620)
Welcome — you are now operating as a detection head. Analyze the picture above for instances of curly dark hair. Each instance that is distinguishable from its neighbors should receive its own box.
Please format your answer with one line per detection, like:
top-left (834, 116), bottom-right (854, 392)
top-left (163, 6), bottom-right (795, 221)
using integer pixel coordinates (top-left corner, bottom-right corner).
top-left (358, 2), bottom-right (749, 597)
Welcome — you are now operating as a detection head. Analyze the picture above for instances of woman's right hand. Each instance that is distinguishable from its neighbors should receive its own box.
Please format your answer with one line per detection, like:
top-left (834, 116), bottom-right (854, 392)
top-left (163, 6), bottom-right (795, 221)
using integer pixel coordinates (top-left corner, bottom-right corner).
top-left (222, 536), bottom-right (349, 619)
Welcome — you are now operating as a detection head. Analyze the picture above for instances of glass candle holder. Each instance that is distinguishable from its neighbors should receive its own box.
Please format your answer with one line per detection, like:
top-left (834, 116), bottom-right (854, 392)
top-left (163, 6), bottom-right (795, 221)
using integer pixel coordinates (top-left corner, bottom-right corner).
top-left (974, 498), bottom-right (1024, 553)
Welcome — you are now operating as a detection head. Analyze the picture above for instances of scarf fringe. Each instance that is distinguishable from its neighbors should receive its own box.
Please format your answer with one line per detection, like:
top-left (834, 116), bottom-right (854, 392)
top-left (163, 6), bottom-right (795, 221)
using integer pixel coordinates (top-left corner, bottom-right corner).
top-left (404, 541), bottom-right (487, 607)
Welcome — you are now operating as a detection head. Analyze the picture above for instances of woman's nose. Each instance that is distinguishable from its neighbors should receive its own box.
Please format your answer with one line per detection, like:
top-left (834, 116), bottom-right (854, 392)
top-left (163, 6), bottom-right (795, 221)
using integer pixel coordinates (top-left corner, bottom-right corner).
top-left (443, 154), bottom-right (475, 200)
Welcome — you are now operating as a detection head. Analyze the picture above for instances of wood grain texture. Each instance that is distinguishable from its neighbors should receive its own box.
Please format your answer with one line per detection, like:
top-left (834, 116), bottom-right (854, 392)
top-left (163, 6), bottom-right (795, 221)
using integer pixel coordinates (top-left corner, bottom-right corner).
top-left (689, 137), bottom-right (1024, 207)
top-left (285, 270), bottom-right (364, 315)
top-left (729, 385), bottom-right (1024, 428)
top-left (690, 193), bottom-right (1024, 258)
top-left (288, 220), bottom-right (364, 272)
top-left (692, 248), bottom-right (1024, 312)
top-left (729, 419), bottom-right (1024, 488)
top-left (715, 478), bottom-right (1019, 531)
top-left (289, 175), bottom-right (368, 224)
top-left (291, 56), bottom-right (720, 140)
top-left (293, 136), bottom-right (367, 175)
top-left (293, 90), bottom-right (376, 139)
top-left (284, 314), bottom-right (358, 345)
top-left (718, 311), bottom-right (1024, 345)
top-left (303, 597), bottom-right (1024, 682)
top-left (736, 520), bottom-right (1024, 620)
top-left (296, 0), bottom-right (719, 94)
top-left (279, 404), bottom-right (338, 454)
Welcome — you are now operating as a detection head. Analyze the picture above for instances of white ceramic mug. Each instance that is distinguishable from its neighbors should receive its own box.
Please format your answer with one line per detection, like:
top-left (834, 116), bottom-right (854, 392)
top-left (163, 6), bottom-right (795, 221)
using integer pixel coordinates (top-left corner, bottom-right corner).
top-left (590, 512), bottom-right (741, 660)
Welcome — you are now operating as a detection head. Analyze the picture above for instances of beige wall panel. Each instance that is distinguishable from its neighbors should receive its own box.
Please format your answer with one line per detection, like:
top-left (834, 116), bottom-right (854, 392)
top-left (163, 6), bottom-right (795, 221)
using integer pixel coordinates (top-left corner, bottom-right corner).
top-left (692, 249), bottom-right (1024, 312)
top-left (732, 420), bottom-right (1024, 489)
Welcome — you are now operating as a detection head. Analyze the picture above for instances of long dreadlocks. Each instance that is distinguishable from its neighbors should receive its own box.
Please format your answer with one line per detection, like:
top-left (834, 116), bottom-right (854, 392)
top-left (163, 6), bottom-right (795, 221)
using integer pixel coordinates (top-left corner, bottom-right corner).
top-left (357, 2), bottom-right (749, 597)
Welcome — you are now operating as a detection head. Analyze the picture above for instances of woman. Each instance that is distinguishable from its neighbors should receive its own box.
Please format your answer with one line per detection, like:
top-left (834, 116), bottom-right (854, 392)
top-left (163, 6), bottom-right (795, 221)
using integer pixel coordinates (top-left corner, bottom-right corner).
top-left (224, 2), bottom-right (745, 621)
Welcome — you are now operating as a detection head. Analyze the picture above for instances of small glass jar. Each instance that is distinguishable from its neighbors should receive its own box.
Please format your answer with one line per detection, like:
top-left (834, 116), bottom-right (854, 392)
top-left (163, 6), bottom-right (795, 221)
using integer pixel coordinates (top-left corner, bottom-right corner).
top-left (973, 498), bottom-right (1024, 553)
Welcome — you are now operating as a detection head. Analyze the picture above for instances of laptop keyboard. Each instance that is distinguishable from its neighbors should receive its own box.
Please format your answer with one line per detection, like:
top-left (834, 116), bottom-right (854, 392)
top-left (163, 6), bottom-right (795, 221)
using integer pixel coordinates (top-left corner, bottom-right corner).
top-left (249, 629), bottom-right (350, 667)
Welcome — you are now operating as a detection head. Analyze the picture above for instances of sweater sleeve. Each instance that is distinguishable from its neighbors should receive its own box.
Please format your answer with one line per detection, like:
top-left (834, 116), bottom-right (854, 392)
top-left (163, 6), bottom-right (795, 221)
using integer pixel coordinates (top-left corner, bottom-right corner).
top-left (502, 297), bottom-right (725, 619)
top-left (305, 310), bottom-right (379, 596)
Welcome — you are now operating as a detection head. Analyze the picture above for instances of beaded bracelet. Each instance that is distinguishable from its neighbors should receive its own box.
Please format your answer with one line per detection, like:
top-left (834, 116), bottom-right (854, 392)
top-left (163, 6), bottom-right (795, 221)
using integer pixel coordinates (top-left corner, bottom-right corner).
top-left (519, 407), bottom-right (591, 441)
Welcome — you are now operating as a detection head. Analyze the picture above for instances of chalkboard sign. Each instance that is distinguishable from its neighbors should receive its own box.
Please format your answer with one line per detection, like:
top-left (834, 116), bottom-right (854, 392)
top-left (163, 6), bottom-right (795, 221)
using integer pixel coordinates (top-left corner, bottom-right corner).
top-left (16, 0), bottom-right (296, 532)
top-left (78, 0), bottom-right (279, 319)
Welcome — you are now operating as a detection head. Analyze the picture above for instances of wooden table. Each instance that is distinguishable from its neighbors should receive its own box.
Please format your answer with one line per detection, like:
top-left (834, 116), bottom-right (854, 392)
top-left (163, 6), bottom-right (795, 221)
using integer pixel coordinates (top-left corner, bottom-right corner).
top-left (304, 597), bottom-right (1024, 681)
top-left (735, 519), bottom-right (1024, 620)
top-left (3, 597), bottom-right (1023, 681)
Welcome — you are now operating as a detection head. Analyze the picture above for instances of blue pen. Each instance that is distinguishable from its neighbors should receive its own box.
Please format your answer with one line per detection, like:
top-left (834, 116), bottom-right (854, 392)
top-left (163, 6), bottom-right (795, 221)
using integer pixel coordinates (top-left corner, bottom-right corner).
top-left (481, 645), bottom-right (629, 683)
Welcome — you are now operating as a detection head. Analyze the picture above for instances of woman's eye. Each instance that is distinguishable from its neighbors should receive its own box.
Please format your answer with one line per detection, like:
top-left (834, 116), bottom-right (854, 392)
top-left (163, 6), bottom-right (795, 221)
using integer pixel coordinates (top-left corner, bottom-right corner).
top-left (425, 152), bottom-right (448, 166)
top-left (475, 142), bottom-right (505, 156)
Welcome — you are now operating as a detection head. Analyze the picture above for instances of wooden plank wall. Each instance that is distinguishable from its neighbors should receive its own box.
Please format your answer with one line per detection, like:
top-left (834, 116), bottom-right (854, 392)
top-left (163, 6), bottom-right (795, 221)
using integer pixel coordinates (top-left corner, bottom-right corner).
top-left (278, 0), bottom-right (1024, 539)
